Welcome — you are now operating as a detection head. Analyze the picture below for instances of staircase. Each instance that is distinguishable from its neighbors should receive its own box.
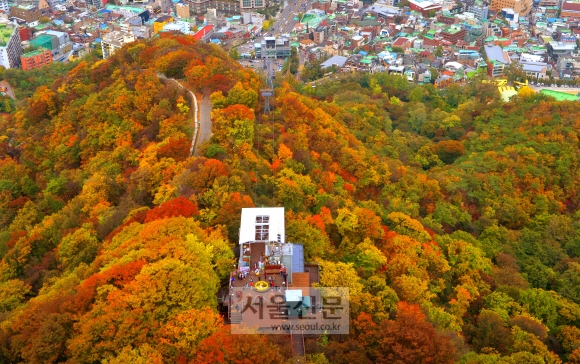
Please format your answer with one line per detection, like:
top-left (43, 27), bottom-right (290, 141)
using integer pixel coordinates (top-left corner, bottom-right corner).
top-left (230, 311), bottom-right (243, 324)
top-left (290, 327), bottom-right (305, 363)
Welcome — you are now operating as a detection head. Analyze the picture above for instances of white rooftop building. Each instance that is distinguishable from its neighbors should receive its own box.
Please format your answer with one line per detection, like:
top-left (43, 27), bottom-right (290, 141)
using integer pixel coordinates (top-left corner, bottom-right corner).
top-left (163, 21), bottom-right (191, 34)
top-left (101, 30), bottom-right (135, 59)
top-left (239, 207), bottom-right (285, 245)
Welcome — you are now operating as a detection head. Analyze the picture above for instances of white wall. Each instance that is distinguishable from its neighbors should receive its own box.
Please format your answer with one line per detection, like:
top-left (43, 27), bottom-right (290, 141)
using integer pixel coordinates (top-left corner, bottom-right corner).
top-left (239, 207), bottom-right (285, 245)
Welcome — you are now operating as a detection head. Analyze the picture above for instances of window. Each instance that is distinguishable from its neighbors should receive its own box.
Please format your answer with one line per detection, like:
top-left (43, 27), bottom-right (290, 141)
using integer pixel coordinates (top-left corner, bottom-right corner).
top-left (256, 215), bottom-right (269, 223)
top-left (255, 215), bottom-right (270, 241)
top-left (255, 225), bottom-right (269, 241)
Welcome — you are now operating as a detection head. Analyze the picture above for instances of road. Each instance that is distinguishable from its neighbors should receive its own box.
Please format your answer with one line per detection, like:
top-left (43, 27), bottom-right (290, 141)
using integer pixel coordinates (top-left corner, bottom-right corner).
top-left (156, 73), bottom-right (212, 157)
top-left (196, 92), bottom-right (212, 157)
top-left (170, 80), bottom-right (200, 156)
top-left (271, 0), bottom-right (314, 36)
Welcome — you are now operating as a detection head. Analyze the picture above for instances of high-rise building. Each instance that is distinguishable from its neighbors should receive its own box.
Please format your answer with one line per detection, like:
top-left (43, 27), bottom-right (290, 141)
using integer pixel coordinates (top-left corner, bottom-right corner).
top-left (0, 18), bottom-right (21, 69)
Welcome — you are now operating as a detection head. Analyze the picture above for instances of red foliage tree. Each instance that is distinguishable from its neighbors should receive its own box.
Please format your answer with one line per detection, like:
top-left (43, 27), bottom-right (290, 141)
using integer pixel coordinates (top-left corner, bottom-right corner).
top-left (157, 137), bottom-right (190, 161)
top-left (371, 302), bottom-right (456, 364)
top-left (144, 197), bottom-right (199, 223)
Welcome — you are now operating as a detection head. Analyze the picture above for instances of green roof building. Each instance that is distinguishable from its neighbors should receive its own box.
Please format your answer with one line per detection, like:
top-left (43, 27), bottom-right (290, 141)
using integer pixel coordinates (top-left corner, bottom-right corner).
top-left (540, 89), bottom-right (579, 101)
top-left (30, 34), bottom-right (57, 50)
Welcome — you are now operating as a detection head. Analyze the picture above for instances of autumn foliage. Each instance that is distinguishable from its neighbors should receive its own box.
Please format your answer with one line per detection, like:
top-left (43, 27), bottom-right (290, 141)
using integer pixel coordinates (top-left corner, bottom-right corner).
top-left (1, 34), bottom-right (580, 364)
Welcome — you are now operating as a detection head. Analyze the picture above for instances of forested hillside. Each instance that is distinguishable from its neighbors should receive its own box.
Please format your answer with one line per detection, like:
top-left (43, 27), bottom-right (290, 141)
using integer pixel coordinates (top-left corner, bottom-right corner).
top-left (1, 34), bottom-right (580, 363)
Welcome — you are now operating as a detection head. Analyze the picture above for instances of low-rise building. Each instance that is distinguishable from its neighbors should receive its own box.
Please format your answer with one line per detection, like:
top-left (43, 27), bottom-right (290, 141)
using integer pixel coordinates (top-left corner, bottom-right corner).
top-left (547, 41), bottom-right (577, 60)
top-left (484, 43), bottom-right (510, 77)
top-left (153, 15), bottom-right (173, 34)
top-left (408, 0), bottom-right (442, 16)
top-left (561, 0), bottom-right (580, 17)
top-left (163, 21), bottom-right (191, 34)
top-left (469, 2), bottom-right (489, 20)
top-left (101, 30), bottom-right (135, 59)
top-left (18, 26), bottom-right (32, 41)
top-left (86, 0), bottom-right (105, 10)
top-left (192, 24), bottom-right (214, 42)
top-left (9, 5), bottom-right (41, 23)
top-left (441, 26), bottom-right (466, 44)
top-left (30, 30), bottom-right (72, 61)
top-left (20, 47), bottom-right (52, 70)
top-left (255, 35), bottom-right (291, 58)
top-left (176, 3), bottom-right (190, 18)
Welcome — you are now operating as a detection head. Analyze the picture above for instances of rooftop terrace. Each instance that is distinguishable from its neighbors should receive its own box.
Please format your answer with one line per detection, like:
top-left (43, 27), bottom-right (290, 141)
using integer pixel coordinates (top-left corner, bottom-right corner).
top-left (21, 48), bottom-right (49, 58)
top-left (0, 23), bottom-right (14, 47)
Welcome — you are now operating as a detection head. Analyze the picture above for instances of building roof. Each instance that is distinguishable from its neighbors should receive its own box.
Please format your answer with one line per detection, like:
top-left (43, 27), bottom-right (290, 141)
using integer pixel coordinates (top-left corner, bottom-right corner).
top-left (540, 89), bottom-right (579, 101)
top-left (321, 55), bottom-right (348, 69)
top-left (484, 44), bottom-right (509, 64)
top-left (21, 47), bottom-right (49, 58)
top-left (155, 15), bottom-right (173, 22)
top-left (522, 64), bottom-right (545, 72)
top-left (192, 25), bottom-right (214, 41)
top-left (239, 207), bottom-right (285, 245)
top-left (392, 37), bottom-right (408, 47)
top-left (285, 289), bottom-right (303, 302)
top-left (445, 61), bottom-right (463, 69)
top-left (13, 4), bottom-right (37, 10)
top-left (562, 1), bottom-right (580, 11)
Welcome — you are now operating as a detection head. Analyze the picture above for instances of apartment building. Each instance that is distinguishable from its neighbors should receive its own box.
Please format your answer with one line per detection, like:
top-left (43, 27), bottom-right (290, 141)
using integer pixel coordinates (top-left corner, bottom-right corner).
top-left (9, 5), bottom-right (41, 23)
top-left (20, 47), bottom-right (52, 70)
top-left (175, 3), bottom-right (190, 18)
top-left (240, 0), bottom-right (266, 11)
top-left (0, 19), bottom-right (21, 69)
top-left (101, 30), bottom-right (136, 59)
top-left (489, 0), bottom-right (532, 16)
top-left (441, 27), bottom-right (466, 44)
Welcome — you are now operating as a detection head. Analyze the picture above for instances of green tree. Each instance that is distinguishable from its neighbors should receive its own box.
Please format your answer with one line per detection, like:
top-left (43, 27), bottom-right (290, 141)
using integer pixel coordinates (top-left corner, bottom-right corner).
top-left (471, 309), bottom-right (513, 354)
top-left (58, 223), bottom-right (99, 272)
top-left (229, 47), bottom-right (240, 61)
